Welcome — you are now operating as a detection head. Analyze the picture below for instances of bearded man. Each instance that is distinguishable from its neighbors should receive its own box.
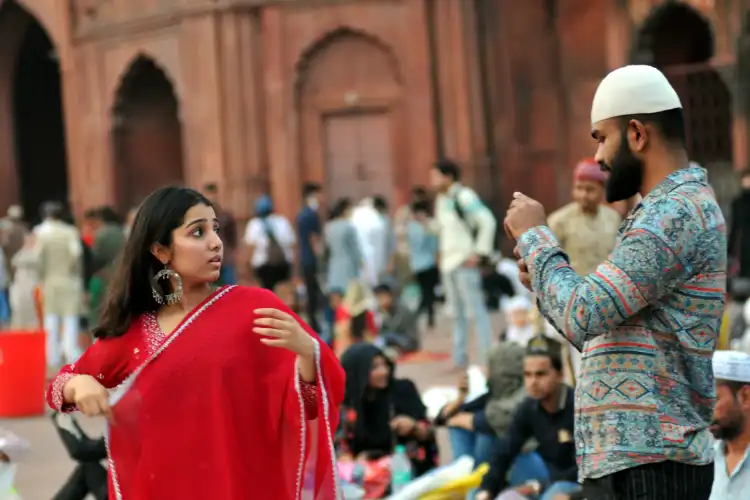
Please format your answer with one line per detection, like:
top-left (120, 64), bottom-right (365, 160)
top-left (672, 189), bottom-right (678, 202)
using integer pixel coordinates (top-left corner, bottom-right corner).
top-left (504, 65), bottom-right (725, 499)
top-left (710, 350), bottom-right (750, 499)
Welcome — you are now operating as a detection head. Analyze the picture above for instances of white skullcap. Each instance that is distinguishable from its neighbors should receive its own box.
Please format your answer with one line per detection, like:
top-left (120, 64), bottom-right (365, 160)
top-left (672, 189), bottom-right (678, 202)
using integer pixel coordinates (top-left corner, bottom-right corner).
top-left (591, 65), bottom-right (682, 125)
top-left (504, 295), bottom-right (531, 313)
top-left (713, 350), bottom-right (750, 384)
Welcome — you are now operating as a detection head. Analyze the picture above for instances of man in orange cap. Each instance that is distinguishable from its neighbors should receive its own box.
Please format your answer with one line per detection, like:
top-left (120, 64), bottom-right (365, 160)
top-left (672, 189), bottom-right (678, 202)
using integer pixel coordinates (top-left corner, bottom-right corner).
top-left (547, 158), bottom-right (621, 276)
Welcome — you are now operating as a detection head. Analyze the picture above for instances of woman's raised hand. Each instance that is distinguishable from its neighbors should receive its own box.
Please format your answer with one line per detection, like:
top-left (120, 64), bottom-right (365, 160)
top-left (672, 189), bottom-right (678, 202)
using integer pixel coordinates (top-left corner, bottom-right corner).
top-left (253, 308), bottom-right (315, 359)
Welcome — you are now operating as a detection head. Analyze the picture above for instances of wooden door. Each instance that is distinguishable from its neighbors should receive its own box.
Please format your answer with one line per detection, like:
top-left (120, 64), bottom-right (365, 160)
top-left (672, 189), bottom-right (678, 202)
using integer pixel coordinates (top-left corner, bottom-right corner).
top-left (324, 113), bottom-right (363, 202)
top-left (323, 111), bottom-right (394, 205)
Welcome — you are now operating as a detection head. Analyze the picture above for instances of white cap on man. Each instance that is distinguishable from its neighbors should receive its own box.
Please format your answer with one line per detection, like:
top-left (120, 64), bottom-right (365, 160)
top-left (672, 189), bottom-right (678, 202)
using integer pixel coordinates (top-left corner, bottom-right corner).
top-left (591, 65), bottom-right (683, 125)
top-left (713, 350), bottom-right (750, 383)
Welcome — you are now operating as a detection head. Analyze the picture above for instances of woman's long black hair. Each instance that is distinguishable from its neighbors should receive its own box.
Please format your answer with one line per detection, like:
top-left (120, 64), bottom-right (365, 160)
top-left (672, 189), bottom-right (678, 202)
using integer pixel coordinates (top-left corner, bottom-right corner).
top-left (92, 186), bottom-right (212, 339)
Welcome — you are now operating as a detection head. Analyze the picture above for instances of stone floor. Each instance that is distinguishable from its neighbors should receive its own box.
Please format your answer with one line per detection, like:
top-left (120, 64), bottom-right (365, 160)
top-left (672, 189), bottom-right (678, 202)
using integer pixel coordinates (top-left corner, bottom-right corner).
top-left (1, 310), bottom-right (504, 499)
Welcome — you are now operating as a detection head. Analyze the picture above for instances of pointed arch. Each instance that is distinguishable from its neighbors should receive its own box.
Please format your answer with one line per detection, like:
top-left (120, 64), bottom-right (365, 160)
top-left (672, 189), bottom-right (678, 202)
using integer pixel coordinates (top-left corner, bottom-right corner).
top-left (631, 2), bottom-right (732, 204)
top-left (294, 27), bottom-right (406, 207)
top-left (0, 0), bottom-right (69, 221)
top-left (110, 53), bottom-right (184, 209)
top-left (294, 27), bottom-right (403, 104)
top-left (632, 2), bottom-right (715, 67)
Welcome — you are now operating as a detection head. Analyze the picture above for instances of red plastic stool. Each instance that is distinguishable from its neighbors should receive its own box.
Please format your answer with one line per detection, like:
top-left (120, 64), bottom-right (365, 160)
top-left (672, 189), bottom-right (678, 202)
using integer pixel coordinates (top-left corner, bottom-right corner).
top-left (0, 330), bottom-right (46, 417)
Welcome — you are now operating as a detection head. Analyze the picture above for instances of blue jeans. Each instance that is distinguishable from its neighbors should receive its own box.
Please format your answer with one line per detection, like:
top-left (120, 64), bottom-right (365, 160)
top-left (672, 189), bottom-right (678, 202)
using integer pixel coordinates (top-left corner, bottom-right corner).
top-left (448, 427), bottom-right (500, 467)
top-left (442, 266), bottom-right (493, 366)
top-left (0, 289), bottom-right (9, 325)
top-left (467, 451), bottom-right (581, 499)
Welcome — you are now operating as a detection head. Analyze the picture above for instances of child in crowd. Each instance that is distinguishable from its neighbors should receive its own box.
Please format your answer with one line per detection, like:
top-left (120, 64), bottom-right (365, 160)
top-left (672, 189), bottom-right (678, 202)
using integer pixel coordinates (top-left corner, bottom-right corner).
top-left (373, 283), bottom-right (419, 354)
top-left (501, 296), bottom-right (534, 346)
top-left (332, 281), bottom-right (377, 357)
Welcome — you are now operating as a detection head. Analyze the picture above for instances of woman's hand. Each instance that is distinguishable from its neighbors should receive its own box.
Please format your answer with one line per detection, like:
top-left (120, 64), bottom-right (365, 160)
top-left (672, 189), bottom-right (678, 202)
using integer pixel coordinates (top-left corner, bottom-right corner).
top-left (65, 375), bottom-right (112, 419)
top-left (254, 308), bottom-right (315, 359)
top-left (390, 415), bottom-right (417, 437)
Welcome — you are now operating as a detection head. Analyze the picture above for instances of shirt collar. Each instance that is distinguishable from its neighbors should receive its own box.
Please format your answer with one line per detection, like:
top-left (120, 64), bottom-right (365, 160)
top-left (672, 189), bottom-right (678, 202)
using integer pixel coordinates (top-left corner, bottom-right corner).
top-left (537, 385), bottom-right (570, 414)
top-left (628, 166), bottom-right (708, 218)
top-left (716, 439), bottom-right (750, 479)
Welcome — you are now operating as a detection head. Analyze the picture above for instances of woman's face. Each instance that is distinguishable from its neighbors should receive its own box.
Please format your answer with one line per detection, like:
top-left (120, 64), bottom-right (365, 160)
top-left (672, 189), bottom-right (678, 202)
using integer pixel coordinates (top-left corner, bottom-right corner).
top-left (154, 203), bottom-right (223, 286)
top-left (369, 355), bottom-right (391, 389)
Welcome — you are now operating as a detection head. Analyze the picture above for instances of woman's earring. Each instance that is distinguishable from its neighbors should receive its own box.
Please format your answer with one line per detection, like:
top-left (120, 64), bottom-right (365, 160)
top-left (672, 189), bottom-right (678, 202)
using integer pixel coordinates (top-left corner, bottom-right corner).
top-left (151, 266), bottom-right (183, 305)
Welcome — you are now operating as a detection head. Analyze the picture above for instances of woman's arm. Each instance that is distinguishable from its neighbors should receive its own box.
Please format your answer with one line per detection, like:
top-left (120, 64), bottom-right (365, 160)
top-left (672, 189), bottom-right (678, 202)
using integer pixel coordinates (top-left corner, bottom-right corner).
top-left (250, 287), bottom-right (345, 422)
top-left (394, 379), bottom-right (435, 442)
top-left (46, 335), bottom-right (132, 413)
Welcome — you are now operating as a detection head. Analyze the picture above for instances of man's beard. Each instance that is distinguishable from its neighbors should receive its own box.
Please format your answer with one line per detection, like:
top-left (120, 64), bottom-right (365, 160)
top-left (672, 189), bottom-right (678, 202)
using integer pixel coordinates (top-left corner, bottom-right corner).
top-left (710, 411), bottom-right (745, 441)
top-left (602, 131), bottom-right (644, 203)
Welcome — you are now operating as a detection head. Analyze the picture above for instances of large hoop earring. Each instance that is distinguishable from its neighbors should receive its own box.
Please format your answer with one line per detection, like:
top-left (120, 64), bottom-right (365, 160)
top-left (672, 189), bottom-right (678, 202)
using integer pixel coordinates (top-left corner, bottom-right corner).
top-left (151, 266), bottom-right (183, 305)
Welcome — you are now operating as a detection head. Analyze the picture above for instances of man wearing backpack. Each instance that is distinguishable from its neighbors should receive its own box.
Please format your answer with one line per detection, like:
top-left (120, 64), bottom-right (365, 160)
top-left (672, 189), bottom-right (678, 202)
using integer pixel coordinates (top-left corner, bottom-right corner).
top-left (431, 159), bottom-right (497, 368)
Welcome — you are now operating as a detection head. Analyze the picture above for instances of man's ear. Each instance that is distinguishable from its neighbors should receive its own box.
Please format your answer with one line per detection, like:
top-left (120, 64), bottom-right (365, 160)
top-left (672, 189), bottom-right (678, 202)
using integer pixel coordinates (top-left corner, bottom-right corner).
top-left (738, 385), bottom-right (750, 408)
top-left (151, 243), bottom-right (171, 266)
top-left (627, 119), bottom-right (649, 153)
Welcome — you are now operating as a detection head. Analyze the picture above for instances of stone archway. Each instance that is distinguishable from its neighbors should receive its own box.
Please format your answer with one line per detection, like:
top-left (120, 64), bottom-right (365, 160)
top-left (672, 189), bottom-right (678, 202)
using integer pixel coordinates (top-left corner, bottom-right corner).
top-left (632, 2), bottom-right (733, 203)
top-left (110, 54), bottom-right (184, 210)
top-left (295, 28), bottom-right (404, 207)
top-left (0, 0), bottom-right (69, 223)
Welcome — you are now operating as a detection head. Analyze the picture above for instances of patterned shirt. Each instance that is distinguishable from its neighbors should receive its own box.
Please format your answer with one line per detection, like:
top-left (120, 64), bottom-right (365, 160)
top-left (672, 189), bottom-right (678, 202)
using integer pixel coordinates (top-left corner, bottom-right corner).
top-left (517, 167), bottom-right (726, 480)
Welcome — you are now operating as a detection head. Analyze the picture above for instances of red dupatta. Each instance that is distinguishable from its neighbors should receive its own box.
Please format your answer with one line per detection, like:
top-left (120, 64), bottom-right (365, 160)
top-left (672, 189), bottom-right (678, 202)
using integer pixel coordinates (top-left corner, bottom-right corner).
top-left (106, 285), bottom-right (345, 500)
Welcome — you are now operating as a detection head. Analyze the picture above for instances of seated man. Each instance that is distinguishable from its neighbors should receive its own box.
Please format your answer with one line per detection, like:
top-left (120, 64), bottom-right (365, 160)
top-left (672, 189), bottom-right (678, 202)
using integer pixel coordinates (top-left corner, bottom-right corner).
top-left (373, 283), bottom-right (419, 353)
top-left (435, 342), bottom-right (526, 467)
top-left (473, 336), bottom-right (582, 500)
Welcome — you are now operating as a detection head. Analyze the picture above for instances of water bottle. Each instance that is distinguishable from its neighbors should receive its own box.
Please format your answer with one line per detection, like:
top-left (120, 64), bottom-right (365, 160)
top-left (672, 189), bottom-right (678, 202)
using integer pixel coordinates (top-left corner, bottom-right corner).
top-left (390, 444), bottom-right (412, 493)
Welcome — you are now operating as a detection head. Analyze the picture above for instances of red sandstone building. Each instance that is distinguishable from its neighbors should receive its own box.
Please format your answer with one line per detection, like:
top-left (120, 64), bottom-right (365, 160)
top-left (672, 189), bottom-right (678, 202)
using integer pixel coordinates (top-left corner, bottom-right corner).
top-left (0, 0), bottom-right (746, 222)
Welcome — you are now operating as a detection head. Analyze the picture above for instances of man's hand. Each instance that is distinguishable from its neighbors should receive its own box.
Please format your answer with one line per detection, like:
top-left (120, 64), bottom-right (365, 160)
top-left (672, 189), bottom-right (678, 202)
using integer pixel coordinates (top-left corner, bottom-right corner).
top-left (514, 484), bottom-right (538, 496)
top-left (504, 192), bottom-right (546, 240)
top-left (447, 412), bottom-right (474, 431)
top-left (457, 371), bottom-right (469, 396)
top-left (474, 491), bottom-right (491, 500)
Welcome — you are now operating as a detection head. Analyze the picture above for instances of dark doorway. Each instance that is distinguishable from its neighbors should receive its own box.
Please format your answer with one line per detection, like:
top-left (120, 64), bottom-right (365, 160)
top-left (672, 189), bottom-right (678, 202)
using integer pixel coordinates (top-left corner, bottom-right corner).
top-left (632, 3), bottom-right (733, 209)
top-left (12, 11), bottom-right (68, 225)
top-left (111, 55), bottom-right (184, 210)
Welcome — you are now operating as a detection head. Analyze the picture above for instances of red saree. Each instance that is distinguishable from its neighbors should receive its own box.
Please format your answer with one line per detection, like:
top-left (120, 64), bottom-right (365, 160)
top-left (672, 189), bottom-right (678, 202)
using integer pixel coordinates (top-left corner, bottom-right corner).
top-left (46, 286), bottom-right (345, 500)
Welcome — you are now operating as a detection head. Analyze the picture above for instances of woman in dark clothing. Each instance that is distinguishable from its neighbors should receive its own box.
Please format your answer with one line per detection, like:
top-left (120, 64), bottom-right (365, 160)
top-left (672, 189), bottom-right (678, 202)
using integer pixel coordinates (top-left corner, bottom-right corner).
top-left (337, 343), bottom-right (438, 478)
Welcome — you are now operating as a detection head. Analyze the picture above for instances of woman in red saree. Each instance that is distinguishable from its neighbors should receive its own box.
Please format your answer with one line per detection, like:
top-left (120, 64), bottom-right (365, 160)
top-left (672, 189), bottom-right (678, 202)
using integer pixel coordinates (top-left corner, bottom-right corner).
top-left (46, 187), bottom-right (345, 500)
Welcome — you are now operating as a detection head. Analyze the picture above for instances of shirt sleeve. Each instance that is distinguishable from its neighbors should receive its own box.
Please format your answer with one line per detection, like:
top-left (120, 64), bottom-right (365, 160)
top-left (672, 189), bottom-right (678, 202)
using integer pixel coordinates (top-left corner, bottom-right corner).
top-left (280, 216), bottom-right (296, 246)
top-left (458, 188), bottom-right (497, 257)
top-left (46, 336), bottom-right (133, 413)
top-left (516, 196), bottom-right (696, 351)
top-left (244, 219), bottom-right (258, 246)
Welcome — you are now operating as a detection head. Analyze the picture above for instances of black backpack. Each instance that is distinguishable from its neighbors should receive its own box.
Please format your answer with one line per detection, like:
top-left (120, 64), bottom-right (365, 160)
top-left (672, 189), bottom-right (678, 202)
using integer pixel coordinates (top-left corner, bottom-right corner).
top-left (263, 219), bottom-right (287, 266)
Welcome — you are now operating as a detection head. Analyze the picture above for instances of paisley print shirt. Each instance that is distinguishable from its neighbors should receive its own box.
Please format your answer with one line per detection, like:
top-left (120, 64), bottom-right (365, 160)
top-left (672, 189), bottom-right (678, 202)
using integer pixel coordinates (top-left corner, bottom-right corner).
top-left (517, 167), bottom-right (726, 480)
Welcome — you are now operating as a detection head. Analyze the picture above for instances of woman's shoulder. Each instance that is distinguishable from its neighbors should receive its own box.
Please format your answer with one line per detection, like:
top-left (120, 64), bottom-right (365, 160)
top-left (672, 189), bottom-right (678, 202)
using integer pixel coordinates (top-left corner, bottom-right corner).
top-left (221, 285), bottom-right (285, 307)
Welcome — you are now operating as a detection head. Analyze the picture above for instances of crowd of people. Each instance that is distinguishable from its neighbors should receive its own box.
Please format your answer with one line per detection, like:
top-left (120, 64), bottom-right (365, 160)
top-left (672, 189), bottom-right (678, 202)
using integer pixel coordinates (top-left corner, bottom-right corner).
top-left (0, 62), bottom-right (749, 500)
